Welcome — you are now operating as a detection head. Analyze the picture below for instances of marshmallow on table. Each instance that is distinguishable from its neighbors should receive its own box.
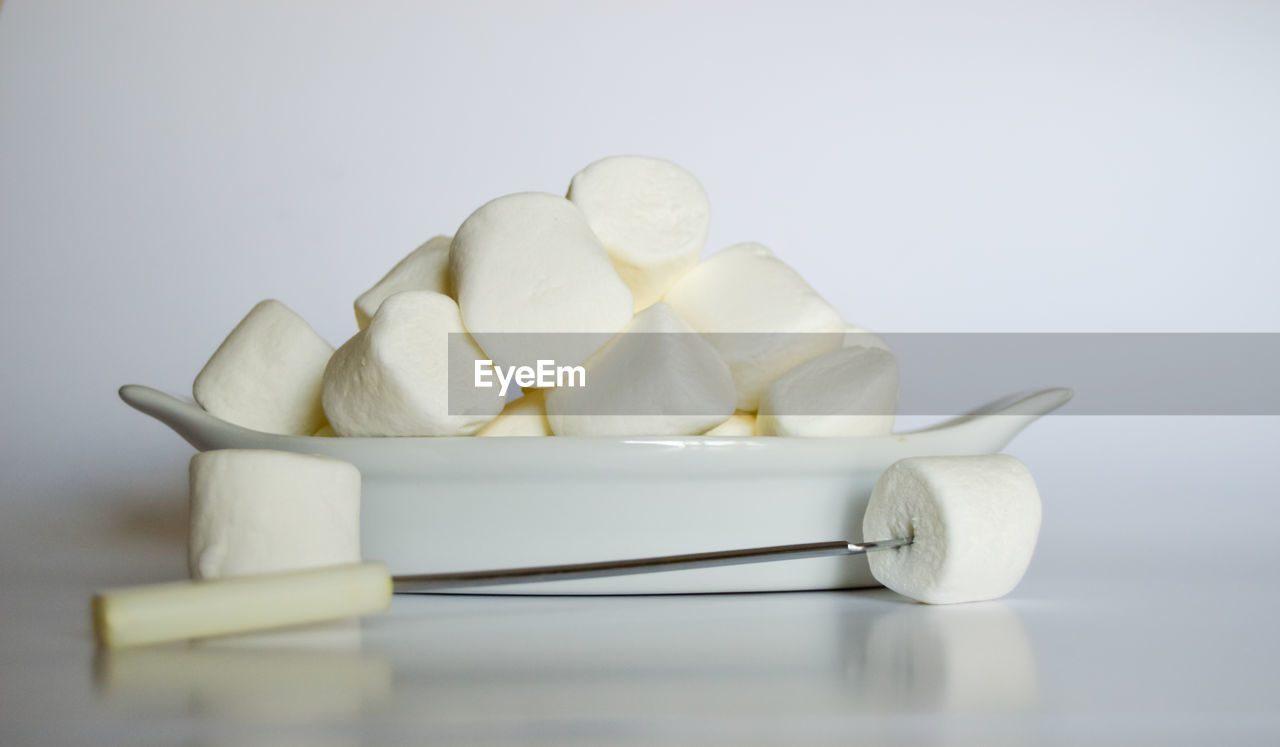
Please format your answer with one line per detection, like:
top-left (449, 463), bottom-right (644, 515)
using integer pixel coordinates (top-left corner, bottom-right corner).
top-left (703, 411), bottom-right (756, 436)
top-left (322, 291), bottom-right (503, 437)
top-left (354, 235), bottom-right (452, 330)
top-left (568, 155), bottom-right (711, 310)
top-left (193, 300), bottom-right (333, 436)
top-left (450, 192), bottom-right (634, 369)
top-left (662, 242), bottom-right (845, 411)
top-left (477, 388), bottom-right (553, 437)
top-left (756, 346), bottom-right (898, 437)
top-left (545, 303), bottom-right (736, 437)
top-left (863, 455), bottom-right (1042, 604)
top-left (189, 450), bottom-right (361, 579)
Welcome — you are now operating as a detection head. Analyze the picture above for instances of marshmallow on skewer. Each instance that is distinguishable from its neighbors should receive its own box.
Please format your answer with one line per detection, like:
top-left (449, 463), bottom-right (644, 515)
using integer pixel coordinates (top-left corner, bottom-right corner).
top-left (450, 192), bottom-right (634, 369)
top-left (863, 455), bottom-right (1042, 604)
top-left (662, 242), bottom-right (844, 411)
top-left (97, 454), bottom-right (1048, 646)
top-left (354, 235), bottom-right (452, 330)
top-left (477, 388), bottom-right (553, 437)
top-left (193, 300), bottom-right (333, 436)
top-left (322, 291), bottom-right (503, 437)
top-left (545, 303), bottom-right (736, 437)
top-left (756, 345), bottom-right (898, 437)
top-left (568, 155), bottom-right (711, 310)
top-left (188, 450), bottom-right (361, 580)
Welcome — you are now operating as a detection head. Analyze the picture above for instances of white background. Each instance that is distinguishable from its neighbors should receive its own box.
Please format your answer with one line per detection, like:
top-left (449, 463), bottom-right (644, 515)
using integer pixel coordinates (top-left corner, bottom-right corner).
top-left (1, 1), bottom-right (1278, 743)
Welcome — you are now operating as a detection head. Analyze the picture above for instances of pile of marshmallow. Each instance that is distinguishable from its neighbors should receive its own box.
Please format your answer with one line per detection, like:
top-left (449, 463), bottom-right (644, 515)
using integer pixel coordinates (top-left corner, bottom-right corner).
top-left (90, 158), bottom-right (1049, 648)
top-left (192, 156), bottom-right (898, 438)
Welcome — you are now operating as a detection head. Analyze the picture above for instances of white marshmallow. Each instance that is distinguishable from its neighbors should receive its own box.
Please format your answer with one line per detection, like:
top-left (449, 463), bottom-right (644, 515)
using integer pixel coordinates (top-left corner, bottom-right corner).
top-left (476, 388), bottom-right (553, 437)
top-left (450, 192), bottom-right (634, 369)
top-left (568, 155), bottom-right (711, 310)
top-left (545, 303), bottom-right (736, 437)
top-left (862, 455), bottom-right (1042, 604)
top-left (193, 300), bottom-right (333, 436)
top-left (703, 411), bottom-right (756, 436)
top-left (842, 323), bottom-right (892, 353)
top-left (353, 235), bottom-right (452, 330)
top-left (662, 242), bottom-right (844, 411)
top-left (188, 450), bottom-right (362, 580)
top-left (322, 291), bottom-right (503, 437)
top-left (756, 346), bottom-right (898, 437)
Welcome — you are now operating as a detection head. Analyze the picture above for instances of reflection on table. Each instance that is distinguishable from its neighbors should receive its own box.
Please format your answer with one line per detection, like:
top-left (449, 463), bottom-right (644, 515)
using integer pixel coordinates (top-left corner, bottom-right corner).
top-left (91, 590), bottom-right (1037, 727)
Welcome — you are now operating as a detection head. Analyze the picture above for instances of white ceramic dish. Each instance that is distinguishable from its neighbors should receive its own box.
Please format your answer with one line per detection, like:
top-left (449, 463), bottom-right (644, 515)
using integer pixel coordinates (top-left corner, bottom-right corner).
top-left (120, 385), bottom-right (1070, 594)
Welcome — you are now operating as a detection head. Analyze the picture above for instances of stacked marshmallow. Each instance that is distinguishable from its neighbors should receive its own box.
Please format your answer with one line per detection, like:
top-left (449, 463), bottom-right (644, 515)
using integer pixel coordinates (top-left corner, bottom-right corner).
top-left (189, 156), bottom-right (897, 438)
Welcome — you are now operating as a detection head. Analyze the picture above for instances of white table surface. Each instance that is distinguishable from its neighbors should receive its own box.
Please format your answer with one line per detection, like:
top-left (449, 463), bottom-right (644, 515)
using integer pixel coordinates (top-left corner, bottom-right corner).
top-left (3, 418), bottom-right (1279, 746)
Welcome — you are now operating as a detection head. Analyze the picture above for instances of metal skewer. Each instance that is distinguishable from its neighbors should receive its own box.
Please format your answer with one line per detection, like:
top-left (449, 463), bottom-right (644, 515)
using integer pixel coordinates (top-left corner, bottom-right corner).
top-left (92, 538), bottom-right (918, 648)
top-left (392, 537), bottom-right (913, 592)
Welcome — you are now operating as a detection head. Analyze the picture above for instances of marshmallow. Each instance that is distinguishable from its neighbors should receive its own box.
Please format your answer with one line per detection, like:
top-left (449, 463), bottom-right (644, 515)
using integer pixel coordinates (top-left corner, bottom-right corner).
top-left (842, 323), bottom-right (891, 353)
top-left (450, 192), bottom-right (634, 369)
top-left (188, 450), bottom-right (362, 580)
top-left (703, 411), bottom-right (756, 436)
top-left (568, 156), bottom-right (711, 310)
top-left (545, 303), bottom-right (736, 437)
top-left (322, 291), bottom-right (503, 437)
top-left (193, 300), bottom-right (333, 435)
top-left (477, 388), bottom-right (553, 437)
top-left (662, 242), bottom-right (844, 411)
top-left (863, 455), bottom-right (1042, 604)
top-left (756, 346), bottom-right (898, 437)
top-left (353, 235), bottom-right (452, 330)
